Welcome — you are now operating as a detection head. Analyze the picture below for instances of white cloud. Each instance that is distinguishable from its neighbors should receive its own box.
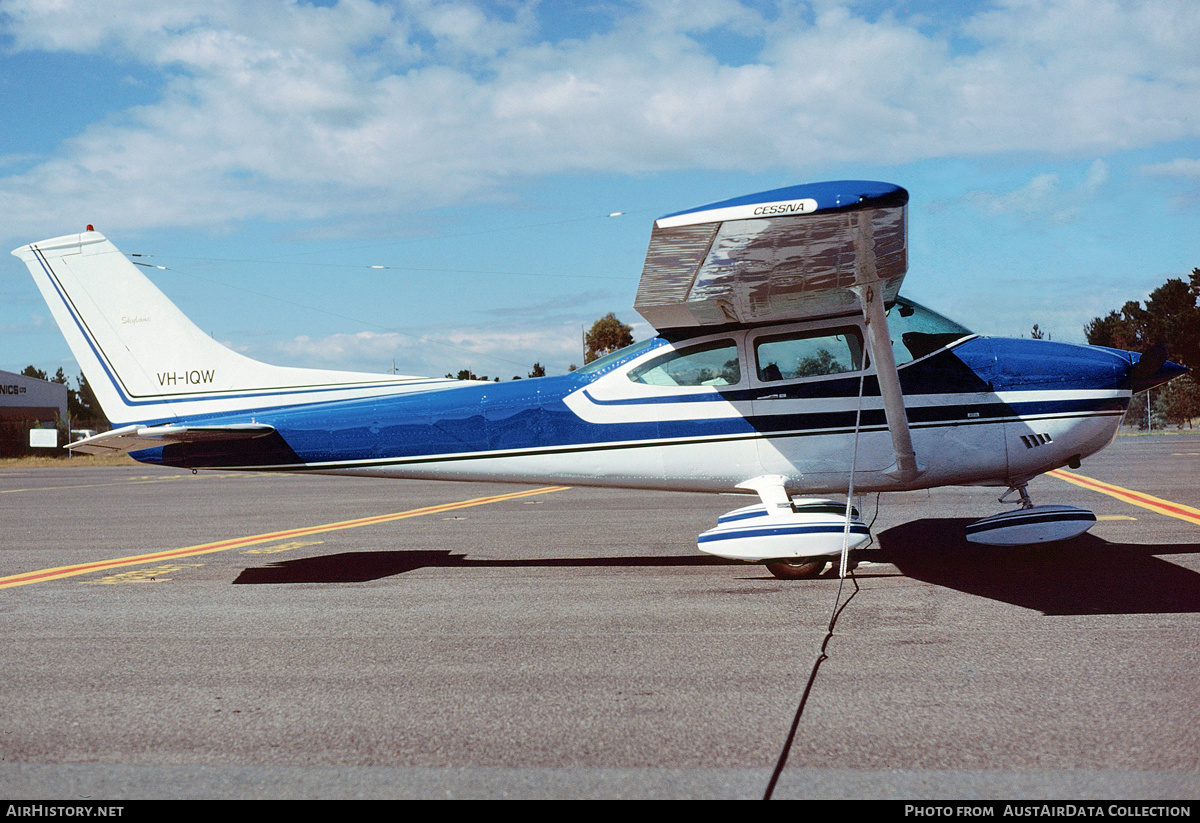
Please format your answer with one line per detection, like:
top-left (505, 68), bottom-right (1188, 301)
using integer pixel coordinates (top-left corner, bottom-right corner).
top-left (958, 159), bottom-right (1110, 224)
top-left (1141, 158), bottom-right (1200, 181)
top-left (408, 0), bottom-right (535, 58)
top-left (1, 0), bottom-right (400, 60)
top-left (1, 1), bottom-right (1198, 235)
top-left (273, 321), bottom-right (586, 377)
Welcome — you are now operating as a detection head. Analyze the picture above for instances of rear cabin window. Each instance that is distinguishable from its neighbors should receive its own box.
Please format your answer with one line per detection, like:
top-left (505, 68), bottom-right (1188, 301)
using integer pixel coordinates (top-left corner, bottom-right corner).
top-left (755, 328), bottom-right (864, 382)
top-left (627, 340), bottom-right (741, 387)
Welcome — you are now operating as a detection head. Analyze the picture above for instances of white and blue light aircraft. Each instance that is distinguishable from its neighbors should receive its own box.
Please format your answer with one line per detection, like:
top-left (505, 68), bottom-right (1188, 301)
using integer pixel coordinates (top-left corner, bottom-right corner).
top-left (14, 181), bottom-right (1185, 578)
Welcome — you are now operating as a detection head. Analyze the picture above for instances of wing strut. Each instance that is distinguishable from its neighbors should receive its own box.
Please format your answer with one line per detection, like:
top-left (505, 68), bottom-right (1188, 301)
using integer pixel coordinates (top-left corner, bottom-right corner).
top-left (850, 212), bottom-right (922, 483)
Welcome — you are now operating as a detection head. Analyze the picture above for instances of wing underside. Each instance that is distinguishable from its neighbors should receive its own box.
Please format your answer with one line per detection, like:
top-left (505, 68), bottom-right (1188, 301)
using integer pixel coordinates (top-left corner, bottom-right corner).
top-left (633, 181), bottom-right (921, 482)
top-left (633, 181), bottom-right (908, 331)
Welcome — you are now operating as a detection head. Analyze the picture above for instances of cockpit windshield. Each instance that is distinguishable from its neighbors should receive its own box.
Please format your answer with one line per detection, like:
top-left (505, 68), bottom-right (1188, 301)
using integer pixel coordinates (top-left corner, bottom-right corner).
top-left (886, 296), bottom-right (973, 366)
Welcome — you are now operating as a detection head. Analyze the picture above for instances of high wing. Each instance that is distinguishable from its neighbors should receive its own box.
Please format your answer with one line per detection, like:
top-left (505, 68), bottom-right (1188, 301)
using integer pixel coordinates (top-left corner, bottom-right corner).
top-left (634, 180), bottom-right (908, 329)
top-left (634, 180), bottom-right (920, 482)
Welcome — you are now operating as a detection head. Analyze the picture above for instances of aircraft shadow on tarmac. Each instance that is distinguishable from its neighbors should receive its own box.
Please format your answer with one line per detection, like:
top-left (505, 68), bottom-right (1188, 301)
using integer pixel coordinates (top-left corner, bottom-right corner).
top-left (231, 519), bottom-right (1200, 617)
top-left (232, 551), bottom-right (739, 586)
top-left (872, 518), bottom-right (1200, 616)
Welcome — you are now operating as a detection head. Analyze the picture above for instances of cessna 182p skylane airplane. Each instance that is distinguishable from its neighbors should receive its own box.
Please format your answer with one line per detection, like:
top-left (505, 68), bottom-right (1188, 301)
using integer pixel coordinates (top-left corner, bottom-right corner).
top-left (14, 181), bottom-right (1186, 578)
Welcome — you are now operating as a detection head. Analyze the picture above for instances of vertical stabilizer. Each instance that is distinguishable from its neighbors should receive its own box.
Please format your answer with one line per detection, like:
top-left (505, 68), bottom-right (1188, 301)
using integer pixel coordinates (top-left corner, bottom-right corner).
top-left (13, 231), bottom-right (445, 426)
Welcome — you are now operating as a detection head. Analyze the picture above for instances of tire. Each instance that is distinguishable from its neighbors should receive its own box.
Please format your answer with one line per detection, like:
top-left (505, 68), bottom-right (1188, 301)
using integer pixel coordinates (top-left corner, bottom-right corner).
top-left (764, 558), bottom-right (828, 579)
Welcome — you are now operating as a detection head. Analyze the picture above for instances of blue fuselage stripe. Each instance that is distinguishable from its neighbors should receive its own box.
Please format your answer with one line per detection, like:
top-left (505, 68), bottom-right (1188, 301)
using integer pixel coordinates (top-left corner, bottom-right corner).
top-left (698, 524), bottom-right (871, 543)
top-left (718, 510), bottom-right (769, 523)
top-left (965, 511), bottom-right (1097, 534)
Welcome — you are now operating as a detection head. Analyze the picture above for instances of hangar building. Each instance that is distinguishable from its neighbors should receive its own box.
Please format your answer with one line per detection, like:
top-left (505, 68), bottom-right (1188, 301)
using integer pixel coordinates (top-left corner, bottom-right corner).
top-left (0, 369), bottom-right (68, 456)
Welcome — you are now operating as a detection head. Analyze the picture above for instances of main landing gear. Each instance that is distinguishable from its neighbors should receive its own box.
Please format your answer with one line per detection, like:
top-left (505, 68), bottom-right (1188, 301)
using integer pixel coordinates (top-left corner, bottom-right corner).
top-left (764, 558), bottom-right (829, 580)
top-left (763, 555), bottom-right (861, 580)
top-left (696, 494), bottom-right (871, 580)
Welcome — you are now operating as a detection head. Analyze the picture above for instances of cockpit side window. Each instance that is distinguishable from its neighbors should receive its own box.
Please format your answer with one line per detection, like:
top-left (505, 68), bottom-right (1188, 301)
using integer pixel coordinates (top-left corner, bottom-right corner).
top-left (627, 339), bottom-right (741, 387)
top-left (754, 327), bottom-right (864, 382)
top-left (886, 296), bottom-right (973, 365)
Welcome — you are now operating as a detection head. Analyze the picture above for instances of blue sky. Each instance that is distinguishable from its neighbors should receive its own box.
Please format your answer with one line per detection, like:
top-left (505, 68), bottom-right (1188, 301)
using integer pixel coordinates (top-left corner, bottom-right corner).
top-left (2, 0), bottom-right (1198, 382)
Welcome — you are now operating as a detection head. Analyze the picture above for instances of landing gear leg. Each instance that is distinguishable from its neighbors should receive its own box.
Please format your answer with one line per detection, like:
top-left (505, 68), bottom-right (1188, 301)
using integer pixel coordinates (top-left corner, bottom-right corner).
top-left (1000, 484), bottom-right (1035, 509)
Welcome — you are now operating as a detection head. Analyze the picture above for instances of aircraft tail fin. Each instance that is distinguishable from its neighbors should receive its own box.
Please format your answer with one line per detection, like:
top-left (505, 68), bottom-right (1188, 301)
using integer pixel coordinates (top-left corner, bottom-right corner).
top-left (13, 230), bottom-right (437, 427)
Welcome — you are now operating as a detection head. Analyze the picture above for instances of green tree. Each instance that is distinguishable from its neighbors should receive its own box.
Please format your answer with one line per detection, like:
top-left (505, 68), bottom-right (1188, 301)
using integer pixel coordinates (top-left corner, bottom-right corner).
top-left (584, 313), bottom-right (634, 364)
top-left (1085, 302), bottom-right (1144, 352)
top-left (68, 373), bottom-right (107, 429)
top-left (1160, 374), bottom-right (1200, 428)
top-left (21, 365), bottom-right (47, 381)
top-left (1125, 391), bottom-right (1148, 429)
top-left (1087, 270), bottom-right (1200, 429)
top-left (1085, 270), bottom-right (1200, 373)
top-left (528, 362), bottom-right (546, 378)
top-left (795, 349), bottom-right (848, 378)
top-left (445, 369), bottom-right (494, 381)
top-left (1142, 275), bottom-right (1200, 373)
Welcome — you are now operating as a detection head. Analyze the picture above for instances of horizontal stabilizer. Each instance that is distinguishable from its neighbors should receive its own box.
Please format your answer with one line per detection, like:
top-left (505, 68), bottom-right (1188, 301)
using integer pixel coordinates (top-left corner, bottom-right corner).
top-left (634, 181), bottom-right (908, 330)
top-left (70, 423), bottom-right (277, 456)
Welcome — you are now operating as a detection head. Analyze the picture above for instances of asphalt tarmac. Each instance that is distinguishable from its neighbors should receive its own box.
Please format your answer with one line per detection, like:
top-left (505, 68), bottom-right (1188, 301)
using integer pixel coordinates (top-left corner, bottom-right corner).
top-left (1, 433), bottom-right (1198, 800)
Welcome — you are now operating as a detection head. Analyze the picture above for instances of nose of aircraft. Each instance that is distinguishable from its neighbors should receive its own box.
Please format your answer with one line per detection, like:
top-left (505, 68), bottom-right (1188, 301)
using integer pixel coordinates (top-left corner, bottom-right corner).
top-left (973, 337), bottom-right (1187, 396)
top-left (1127, 342), bottom-right (1189, 394)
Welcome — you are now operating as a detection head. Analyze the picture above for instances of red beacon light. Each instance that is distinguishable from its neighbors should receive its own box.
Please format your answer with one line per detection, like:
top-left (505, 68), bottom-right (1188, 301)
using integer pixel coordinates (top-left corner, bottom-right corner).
top-left (85, 224), bottom-right (94, 232)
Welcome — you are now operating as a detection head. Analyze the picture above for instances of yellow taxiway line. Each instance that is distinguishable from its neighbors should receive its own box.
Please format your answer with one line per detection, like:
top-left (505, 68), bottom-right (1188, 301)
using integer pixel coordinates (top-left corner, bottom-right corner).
top-left (1049, 469), bottom-right (1200, 527)
top-left (7, 470), bottom-right (1191, 590)
top-left (0, 485), bottom-right (569, 590)
top-left (0, 472), bottom-right (248, 495)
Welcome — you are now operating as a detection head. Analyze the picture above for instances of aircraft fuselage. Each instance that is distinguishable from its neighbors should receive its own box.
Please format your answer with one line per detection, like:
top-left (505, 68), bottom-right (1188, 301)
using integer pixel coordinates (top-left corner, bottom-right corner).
top-left (131, 318), bottom-right (1135, 496)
